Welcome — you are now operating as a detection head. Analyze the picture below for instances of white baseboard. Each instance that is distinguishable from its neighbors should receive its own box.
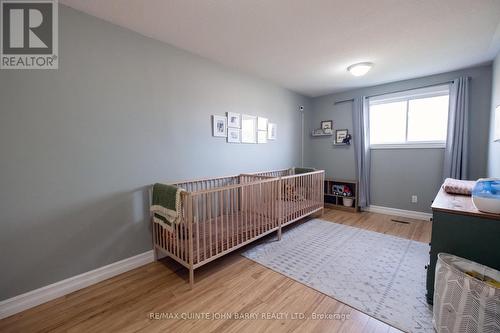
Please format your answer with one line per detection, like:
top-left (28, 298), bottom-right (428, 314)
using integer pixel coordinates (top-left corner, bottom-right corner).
top-left (363, 205), bottom-right (432, 221)
top-left (0, 250), bottom-right (155, 320)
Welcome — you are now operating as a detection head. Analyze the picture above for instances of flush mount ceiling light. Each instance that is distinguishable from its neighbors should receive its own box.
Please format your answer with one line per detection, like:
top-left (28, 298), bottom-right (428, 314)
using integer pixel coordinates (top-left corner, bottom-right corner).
top-left (347, 62), bottom-right (373, 77)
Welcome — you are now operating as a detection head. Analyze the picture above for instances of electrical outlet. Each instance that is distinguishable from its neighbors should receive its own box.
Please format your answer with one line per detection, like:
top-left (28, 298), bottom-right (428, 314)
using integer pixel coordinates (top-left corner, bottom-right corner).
top-left (411, 195), bottom-right (418, 203)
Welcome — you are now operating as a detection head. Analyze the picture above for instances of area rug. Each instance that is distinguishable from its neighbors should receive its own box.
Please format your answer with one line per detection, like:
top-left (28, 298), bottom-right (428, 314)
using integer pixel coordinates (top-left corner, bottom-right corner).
top-left (241, 219), bottom-right (433, 333)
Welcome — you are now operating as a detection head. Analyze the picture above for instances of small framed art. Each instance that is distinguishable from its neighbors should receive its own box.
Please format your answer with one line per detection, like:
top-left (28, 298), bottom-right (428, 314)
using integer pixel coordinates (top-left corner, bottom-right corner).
top-left (257, 117), bottom-right (268, 131)
top-left (227, 112), bottom-right (241, 128)
top-left (321, 120), bottom-right (333, 132)
top-left (227, 128), bottom-right (241, 143)
top-left (335, 129), bottom-right (348, 144)
top-left (241, 114), bottom-right (257, 143)
top-left (212, 115), bottom-right (227, 137)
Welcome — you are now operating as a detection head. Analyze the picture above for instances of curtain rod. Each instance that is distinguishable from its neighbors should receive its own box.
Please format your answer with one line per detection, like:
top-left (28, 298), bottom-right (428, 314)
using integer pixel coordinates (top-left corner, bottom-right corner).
top-left (333, 80), bottom-right (457, 105)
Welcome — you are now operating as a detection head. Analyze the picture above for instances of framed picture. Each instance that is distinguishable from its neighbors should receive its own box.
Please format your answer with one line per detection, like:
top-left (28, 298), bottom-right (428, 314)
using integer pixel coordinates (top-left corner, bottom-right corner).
top-left (227, 112), bottom-right (241, 128)
top-left (241, 114), bottom-right (257, 143)
top-left (257, 130), bottom-right (267, 144)
top-left (227, 128), bottom-right (241, 143)
top-left (268, 123), bottom-right (277, 140)
top-left (212, 115), bottom-right (227, 137)
top-left (257, 117), bottom-right (268, 131)
top-left (495, 105), bottom-right (500, 142)
top-left (335, 129), bottom-right (348, 144)
top-left (321, 120), bottom-right (333, 132)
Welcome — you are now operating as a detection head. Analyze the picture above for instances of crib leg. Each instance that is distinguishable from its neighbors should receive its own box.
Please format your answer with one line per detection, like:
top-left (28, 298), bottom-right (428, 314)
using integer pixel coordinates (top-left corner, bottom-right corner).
top-left (277, 228), bottom-right (282, 241)
top-left (313, 208), bottom-right (324, 218)
top-left (153, 246), bottom-right (158, 261)
top-left (189, 268), bottom-right (194, 289)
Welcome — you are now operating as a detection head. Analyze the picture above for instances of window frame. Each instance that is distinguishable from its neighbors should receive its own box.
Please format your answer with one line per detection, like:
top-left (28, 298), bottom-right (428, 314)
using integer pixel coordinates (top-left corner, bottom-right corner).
top-left (368, 85), bottom-right (450, 149)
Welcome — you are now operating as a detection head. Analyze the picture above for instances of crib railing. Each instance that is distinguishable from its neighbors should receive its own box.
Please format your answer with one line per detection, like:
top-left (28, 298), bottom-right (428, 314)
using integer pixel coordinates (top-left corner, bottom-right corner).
top-left (281, 170), bottom-right (324, 226)
top-left (173, 175), bottom-right (240, 192)
top-left (252, 169), bottom-right (291, 178)
top-left (152, 169), bottom-right (324, 288)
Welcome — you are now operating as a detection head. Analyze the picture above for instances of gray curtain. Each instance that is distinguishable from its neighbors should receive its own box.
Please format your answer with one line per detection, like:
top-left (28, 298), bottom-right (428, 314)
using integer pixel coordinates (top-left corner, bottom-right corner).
top-left (443, 76), bottom-right (469, 180)
top-left (352, 96), bottom-right (370, 207)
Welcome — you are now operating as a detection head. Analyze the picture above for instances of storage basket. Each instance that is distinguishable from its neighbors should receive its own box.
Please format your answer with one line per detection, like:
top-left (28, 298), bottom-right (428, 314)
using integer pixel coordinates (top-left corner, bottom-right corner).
top-left (343, 197), bottom-right (353, 207)
top-left (433, 253), bottom-right (500, 333)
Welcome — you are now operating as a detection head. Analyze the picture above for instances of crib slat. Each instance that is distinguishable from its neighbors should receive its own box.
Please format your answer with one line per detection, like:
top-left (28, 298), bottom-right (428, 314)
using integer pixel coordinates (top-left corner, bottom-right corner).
top-left (184, 196), bottom-right (188, 262)
top-left (234, 187), bottom-right (237, 245)
top-left (214, 192), bottom-right (218, 255)
top-left (203, 193), bottom-right (207, 262)
top-left (295, 176), bottom-right (299, 220)
top-left (296, 176), bottom-right (300, 220)
top-left (229, 189), bottom-right (233, 248)
top-left (237, 187), bottom-right (240, 244)
top-left (187, 195), bottom-right (193, 269)
top-left (257, 183), bottom-right (261, 235)
top-left (301, 174), bottom-right (305, 216)
top-left (244, 186), bottom-right (248, 242)
top-left (226, 190), bottom-right (230, 250)
top-left (250, 184), bottom-right (253, 240)
top-left (208, 193), bottom-right (212, 258)
top-left (263, 182), bottom-right (266, 232)
top-left (175, 220), bottom-right (179, 259)
top-left (233, 188), bottom-right (237, 246)
top-left (254, 183), bottom-right (258, 238)
top-left (181, 196), bottom-right (185, 262)
top-left (219, 191), bottom-right (224, 251)
top-left (251, 184), bottom-right (255, 239)
top-left (196, 195), bottom-right (200, 264)
top-left (272, 180), bottom-right (275, 229)
top-left (299, 175), bottom-right (302, 217)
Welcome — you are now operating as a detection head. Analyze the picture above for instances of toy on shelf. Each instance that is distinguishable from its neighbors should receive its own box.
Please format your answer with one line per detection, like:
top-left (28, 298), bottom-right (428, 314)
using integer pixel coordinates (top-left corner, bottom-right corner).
top-left (332, 184), bottom-right (353, 197)
top-left (342, 134), bottom-right (352, 145)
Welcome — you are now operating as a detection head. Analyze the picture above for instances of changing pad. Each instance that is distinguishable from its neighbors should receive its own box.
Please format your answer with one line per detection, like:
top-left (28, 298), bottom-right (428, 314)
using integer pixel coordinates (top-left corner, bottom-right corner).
top-left (442, 178), bottom-right (476, 196)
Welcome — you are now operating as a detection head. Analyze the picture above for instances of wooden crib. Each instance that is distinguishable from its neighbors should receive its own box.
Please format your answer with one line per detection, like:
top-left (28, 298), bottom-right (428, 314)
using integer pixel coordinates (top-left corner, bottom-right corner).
top-left (152, 169), bottom-right (325, 287)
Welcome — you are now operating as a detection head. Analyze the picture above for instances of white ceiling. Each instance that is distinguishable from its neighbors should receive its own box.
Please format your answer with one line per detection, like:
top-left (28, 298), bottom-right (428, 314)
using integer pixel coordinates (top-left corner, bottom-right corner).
top-left (61, 0), bottom-right (500, 97)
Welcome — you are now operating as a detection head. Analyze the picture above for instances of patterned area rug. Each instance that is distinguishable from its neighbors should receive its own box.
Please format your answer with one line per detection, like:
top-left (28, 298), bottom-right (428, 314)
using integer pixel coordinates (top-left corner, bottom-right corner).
top-left (242, 219), bottom-right (433, 333)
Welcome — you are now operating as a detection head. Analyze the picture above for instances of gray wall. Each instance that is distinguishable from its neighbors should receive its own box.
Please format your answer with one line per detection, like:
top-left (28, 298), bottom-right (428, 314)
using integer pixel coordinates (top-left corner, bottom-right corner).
top-left (488, 52), bottom-right (500, 177)
top-left (0, 6), bottom-right (310, 300)
top-left (305, 65), bottom-right (492, 213)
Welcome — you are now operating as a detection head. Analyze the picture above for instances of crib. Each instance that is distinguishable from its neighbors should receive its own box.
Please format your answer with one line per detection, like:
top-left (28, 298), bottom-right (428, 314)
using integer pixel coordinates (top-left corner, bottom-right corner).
top-left (152, 168), bottom-right (325, 287)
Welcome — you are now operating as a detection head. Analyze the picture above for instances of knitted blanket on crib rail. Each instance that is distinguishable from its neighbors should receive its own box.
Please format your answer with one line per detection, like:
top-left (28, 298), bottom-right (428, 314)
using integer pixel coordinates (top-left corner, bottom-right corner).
top-left (151, 183), bottom-right (185, 228)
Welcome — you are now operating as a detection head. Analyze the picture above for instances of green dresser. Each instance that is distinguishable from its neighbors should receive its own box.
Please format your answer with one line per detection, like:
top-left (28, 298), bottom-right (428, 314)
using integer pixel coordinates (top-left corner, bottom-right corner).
top-left (426, 188), bottom-right (500, 304)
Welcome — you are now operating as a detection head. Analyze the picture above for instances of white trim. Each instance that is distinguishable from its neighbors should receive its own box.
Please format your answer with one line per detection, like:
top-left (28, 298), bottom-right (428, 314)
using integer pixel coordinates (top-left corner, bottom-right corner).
top-left (363, 205), bottom-right (432, 221)
top-left (370, 142), bottom-right (445, 149)
top-left (494, 105), bottom-right (500, 142)
top-left (369, 84), bottom-right (450, 104)
top-left (0, 250), bottom-right (154, 320)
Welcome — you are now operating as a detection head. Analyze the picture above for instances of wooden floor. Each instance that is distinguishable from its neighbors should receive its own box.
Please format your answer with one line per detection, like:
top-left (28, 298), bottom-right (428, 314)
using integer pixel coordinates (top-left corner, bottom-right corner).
top-left (0, 209), bottom-right (432, 333)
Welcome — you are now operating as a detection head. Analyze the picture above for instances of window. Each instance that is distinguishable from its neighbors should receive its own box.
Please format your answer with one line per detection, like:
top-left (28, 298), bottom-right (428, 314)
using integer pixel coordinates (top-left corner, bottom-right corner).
top-left (369, 85), bottom-right (450, 148)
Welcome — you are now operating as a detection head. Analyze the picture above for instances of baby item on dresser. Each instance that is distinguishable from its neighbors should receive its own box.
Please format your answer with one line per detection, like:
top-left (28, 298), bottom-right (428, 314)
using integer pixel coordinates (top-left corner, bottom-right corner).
top-left (471, 178), bottom-right (500, 214)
